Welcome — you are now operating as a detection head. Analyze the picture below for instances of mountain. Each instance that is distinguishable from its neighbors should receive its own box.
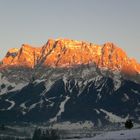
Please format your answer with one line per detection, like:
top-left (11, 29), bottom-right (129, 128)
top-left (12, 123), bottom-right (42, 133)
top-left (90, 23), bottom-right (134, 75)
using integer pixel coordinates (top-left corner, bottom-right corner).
top-left (1, 39), bottom-right (140, 73)
top-left (0, 38), bottom-right (140, 126)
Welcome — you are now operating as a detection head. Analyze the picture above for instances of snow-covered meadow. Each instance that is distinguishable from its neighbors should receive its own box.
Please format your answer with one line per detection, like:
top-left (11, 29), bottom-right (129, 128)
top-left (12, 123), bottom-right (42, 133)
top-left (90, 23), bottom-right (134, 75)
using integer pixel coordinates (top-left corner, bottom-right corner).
top-left (66, 128), bottom-right (140, 140)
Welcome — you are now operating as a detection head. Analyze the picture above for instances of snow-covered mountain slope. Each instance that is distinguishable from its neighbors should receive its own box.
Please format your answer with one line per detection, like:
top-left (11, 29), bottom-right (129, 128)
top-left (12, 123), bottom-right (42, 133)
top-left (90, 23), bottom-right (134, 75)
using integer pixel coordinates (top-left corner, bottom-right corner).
top-left (0, 66), bottom-right (140, 125)
top-left (0, 38), bottom-right (140, 125)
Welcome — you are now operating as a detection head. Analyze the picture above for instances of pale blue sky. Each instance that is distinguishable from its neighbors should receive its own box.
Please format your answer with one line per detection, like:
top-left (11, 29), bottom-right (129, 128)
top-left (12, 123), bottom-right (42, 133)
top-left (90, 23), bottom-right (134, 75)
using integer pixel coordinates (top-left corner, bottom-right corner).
top-left (0, 0), bottom-right (140, 62)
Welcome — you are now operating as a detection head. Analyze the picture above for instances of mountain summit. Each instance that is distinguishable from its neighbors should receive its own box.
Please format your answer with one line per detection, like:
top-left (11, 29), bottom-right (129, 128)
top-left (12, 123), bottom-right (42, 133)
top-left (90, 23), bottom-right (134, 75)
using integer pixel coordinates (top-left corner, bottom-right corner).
top-left (1, 38), bottom-right (140, 75)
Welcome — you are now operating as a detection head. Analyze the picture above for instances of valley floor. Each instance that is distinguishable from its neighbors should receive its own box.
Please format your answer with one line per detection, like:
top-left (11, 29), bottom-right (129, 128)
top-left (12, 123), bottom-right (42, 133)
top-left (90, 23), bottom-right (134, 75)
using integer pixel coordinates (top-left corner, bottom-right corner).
top-left (66, 128), bottom-right (140, 140)
top-left (0, 125), bottom-right (140, 140)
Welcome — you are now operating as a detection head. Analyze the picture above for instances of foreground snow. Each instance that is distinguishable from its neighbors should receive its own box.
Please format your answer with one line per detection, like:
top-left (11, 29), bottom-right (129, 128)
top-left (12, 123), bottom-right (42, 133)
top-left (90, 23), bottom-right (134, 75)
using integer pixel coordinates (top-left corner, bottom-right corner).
top-left (67, 128), bottom-right (140, 140)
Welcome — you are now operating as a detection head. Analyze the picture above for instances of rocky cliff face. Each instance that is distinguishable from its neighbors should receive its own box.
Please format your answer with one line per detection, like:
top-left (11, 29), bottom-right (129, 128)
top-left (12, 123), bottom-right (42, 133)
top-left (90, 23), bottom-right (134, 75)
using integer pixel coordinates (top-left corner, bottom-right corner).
top-left (1, 44), bottom-right (42, 68)
top-left (1, 39), bottom-right (140, 75)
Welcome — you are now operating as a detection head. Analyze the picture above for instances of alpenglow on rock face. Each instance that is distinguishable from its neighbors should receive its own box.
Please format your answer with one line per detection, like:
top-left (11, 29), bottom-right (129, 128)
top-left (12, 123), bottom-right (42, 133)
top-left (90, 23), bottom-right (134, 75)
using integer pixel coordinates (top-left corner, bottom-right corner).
top-left (0, 38), bottom-right (140, 125)
top-left (1, 38), bottom-right (140, 75)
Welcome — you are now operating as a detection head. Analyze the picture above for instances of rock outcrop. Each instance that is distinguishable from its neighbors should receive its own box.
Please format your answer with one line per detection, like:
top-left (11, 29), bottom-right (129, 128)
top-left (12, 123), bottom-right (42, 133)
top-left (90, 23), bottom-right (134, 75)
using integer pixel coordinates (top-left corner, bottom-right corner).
top-left (1, 38), bottom-right (140, 76)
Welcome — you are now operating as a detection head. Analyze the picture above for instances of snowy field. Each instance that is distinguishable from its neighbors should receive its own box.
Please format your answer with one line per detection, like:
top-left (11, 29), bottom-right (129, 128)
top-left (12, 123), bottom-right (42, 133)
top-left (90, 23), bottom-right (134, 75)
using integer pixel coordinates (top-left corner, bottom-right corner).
top-left (0, 124), bottom-right (140, 140)
top-left (65, 128), bottom-right (140, 140)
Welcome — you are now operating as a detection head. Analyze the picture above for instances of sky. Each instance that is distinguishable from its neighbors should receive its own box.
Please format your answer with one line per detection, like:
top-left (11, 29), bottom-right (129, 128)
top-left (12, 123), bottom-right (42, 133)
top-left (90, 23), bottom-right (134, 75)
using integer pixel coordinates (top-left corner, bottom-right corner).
top-left (0, 0), bottom-right (140, 62)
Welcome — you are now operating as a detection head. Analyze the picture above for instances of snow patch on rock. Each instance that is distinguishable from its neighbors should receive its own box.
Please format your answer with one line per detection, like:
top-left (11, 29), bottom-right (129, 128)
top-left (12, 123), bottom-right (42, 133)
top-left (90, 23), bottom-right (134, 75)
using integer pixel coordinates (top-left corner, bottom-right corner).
top-left (100, 109), bottom-right (128, 123)
top-left (50, 96), bottom-right (70, 122)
